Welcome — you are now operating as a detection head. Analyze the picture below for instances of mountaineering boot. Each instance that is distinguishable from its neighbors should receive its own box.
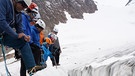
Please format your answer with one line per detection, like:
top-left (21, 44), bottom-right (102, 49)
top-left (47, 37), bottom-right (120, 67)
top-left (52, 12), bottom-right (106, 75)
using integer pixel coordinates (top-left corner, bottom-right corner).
top-left (28, 65), bottom-right (46, 74)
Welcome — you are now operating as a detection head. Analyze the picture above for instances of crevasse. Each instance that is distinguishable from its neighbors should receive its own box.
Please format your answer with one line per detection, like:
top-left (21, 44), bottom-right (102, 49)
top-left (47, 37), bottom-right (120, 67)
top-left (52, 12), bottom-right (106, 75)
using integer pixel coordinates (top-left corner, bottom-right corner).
top-left (68, 47), bottom-right (135, 76)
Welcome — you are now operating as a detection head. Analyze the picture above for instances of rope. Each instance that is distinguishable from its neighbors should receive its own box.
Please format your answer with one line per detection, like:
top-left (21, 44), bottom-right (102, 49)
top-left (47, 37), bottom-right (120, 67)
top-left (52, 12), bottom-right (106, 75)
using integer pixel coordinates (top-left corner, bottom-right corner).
top-left (0, 37), bottom-right (11, 76)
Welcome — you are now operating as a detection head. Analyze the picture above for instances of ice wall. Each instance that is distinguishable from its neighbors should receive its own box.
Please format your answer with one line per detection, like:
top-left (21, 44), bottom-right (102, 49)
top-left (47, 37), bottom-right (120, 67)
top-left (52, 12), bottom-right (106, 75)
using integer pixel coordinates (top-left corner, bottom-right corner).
top-left (68, 47), bottom-right (135, 76)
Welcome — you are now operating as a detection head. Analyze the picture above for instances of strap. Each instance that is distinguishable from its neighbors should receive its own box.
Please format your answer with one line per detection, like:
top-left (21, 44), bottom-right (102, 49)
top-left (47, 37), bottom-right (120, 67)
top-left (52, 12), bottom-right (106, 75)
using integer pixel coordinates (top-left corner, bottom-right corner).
top-left (0, 37), bottom-right (11, 76)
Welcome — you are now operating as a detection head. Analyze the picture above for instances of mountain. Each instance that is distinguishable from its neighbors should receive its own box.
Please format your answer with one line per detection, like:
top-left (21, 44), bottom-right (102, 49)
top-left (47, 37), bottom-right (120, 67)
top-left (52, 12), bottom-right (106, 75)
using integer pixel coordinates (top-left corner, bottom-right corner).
top-left (33, 0), bottom-right (97, 32)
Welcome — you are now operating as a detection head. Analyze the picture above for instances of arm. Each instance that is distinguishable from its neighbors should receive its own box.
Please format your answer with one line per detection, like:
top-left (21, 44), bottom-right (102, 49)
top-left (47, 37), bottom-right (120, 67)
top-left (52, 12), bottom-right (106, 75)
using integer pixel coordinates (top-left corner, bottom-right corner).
top-left (0, 1), bottom-right (18, 38)
top-left (0, 20), bottom-right (18, 38)
top-left (0, 1), bottom-right (30, 41)
top-left (14, 13), bottom-right (24, 34)
top-left (22, 14), bottom-right (27, 34)
top-left (54, 38), bottom-right (62, 53)
top-left (57, 38), bottom-right (61, 52)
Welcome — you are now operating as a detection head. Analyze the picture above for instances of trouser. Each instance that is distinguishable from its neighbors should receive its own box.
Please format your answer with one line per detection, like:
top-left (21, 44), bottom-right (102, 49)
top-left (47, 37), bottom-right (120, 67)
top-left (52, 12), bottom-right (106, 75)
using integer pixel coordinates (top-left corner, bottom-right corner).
top-left (30, 43), bottom-right (41, 65)
top-left (1, 34), bottom-right (36, 69)
top-left (20, 58), bottom-right (26, 76)
top-left (20, 43), bottom-right (41, 76)
top-left (55, 53), bottom-right (60, 64)
top-left (51, 57), bottom-right (55, 66)
top-left (51, 52), bottom-right (60, 65)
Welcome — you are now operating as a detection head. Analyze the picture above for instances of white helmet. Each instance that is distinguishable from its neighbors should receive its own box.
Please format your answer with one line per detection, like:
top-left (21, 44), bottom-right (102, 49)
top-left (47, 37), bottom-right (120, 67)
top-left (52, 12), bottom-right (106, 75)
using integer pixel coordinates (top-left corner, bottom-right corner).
top-left (24, 0), bottom-right (32, 6)
top-left (36, 19), bottom-right (46, 29)
top-left (33, 11), bottom-right (41, 21)
top-left (50, 33), bottom-right (57, 40)
top-left (17, 0), bottom-right (32, 7)
top-left (53, 27), bottom-right (58, 33)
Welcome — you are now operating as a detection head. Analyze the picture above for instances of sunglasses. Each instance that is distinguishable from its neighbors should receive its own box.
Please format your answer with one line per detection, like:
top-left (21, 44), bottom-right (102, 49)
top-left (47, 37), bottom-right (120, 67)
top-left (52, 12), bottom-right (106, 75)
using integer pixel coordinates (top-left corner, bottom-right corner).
top-left (31, 13), bottom-right (37, 17)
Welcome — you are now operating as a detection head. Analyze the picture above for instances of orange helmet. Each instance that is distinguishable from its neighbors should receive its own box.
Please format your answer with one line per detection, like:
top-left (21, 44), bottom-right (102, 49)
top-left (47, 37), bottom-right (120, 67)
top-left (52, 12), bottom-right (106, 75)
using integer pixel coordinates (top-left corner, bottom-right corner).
top-left (28, 2), bottom-right (38, 11)
top-left (45, 37), bottom-right (52, 45)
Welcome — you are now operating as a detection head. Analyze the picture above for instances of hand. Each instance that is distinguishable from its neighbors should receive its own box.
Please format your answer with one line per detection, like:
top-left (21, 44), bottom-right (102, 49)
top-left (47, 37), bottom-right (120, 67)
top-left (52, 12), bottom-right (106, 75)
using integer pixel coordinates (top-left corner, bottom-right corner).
top-left (18, 33), bottom-right (25, 38)
top-left (24, 35), bottom-right (31, 42)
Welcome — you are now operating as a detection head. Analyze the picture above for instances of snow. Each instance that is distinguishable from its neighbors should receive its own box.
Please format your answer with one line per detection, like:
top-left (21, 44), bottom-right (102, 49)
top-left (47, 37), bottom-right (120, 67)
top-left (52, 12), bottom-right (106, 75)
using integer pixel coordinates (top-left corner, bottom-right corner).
top-left (0, 0), bottom-right (135, 76)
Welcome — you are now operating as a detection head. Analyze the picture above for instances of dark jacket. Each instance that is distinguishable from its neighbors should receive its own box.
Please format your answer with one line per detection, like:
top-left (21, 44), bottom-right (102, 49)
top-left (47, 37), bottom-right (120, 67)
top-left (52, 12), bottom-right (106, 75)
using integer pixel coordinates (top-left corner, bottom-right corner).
top-left (48, 32), bottom-right (61, 54)
top-left (53, 38), bottom-right (61, 53)
top-left (0, 0), bottom-right (23, 38)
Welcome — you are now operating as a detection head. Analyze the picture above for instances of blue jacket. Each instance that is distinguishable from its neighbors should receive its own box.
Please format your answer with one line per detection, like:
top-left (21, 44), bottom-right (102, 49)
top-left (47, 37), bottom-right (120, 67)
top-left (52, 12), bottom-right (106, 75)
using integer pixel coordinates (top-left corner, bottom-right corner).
top-left (0, 0), bottom-right (23, 38)
top-left (21, 12), bottom-right (33, 43)
top-left (31, 26), bottom-right (40, 47)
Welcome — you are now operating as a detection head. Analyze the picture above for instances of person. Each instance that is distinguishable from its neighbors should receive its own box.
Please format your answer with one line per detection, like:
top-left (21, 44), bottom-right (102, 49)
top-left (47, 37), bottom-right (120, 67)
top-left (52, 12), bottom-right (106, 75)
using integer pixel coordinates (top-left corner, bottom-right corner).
top-left (48, 29), bottom-right (61, 66)
top-left (18, 3), bottom-right (45, 76)
top-left (21, 19), bottom-right (46, 76)
top-left (41, 37), bottom-right (53, 67)
top-left (50, 27), bottom-right (61, 66)
top-left (30, 19), bottom-right (46, 64)
top-left (14, 3), bottom-right (38, 60)
top-left (0, 0), bottom-right (43, 74)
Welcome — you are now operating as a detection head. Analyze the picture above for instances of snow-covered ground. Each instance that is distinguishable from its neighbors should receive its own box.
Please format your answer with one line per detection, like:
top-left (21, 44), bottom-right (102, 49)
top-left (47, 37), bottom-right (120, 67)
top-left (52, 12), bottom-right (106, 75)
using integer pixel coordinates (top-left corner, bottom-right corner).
top-left (0, 0), bottom-right (135, 76)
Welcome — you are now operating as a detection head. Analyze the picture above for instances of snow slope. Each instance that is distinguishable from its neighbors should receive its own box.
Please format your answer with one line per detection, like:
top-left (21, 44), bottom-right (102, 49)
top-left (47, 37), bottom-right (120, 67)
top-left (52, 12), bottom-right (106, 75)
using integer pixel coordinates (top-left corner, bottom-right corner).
top-left (0, 0), bottom-right (135, 76)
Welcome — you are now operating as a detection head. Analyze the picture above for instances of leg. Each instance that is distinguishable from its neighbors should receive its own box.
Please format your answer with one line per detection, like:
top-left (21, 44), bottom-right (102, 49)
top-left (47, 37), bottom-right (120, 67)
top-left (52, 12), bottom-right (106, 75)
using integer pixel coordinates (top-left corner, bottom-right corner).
top-left (20, 58), bottom-right (26, 76)
top-left (55, 53), bottom-right (60, 65)
top-left (50, 57), bottom-right (55, 66)
top-left (3, 34), bottom-right (36, 69)
top-left (30, 44), bottom-right (41, 65)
